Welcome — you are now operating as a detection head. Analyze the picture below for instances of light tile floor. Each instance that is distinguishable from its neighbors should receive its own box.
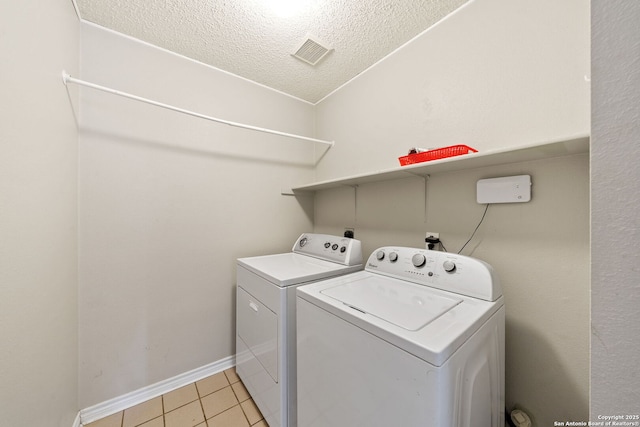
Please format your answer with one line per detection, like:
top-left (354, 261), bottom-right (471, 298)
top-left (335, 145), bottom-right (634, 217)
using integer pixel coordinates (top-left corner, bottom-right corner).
top-left (85, 368), bottom-right (266, 427)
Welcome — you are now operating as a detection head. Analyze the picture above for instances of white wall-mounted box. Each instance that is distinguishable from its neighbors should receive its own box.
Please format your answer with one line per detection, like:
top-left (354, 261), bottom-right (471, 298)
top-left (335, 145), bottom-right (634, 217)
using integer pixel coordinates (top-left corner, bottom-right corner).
top-left (477, 175), bottom-right (531, 204)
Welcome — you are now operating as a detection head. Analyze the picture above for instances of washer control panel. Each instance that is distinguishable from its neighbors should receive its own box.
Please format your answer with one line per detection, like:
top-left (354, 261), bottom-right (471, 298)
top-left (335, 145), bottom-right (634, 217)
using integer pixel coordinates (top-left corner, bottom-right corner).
top-left (293, 233), bottom-right (363, 266)
top-left (365, 247), bottom-right (501, 301)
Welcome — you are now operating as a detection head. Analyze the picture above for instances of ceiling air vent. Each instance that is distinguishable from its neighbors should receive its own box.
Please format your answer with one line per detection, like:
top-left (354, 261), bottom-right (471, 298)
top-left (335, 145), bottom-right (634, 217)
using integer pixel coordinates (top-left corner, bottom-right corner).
top-left (292, 34), bottom-right (332, 66)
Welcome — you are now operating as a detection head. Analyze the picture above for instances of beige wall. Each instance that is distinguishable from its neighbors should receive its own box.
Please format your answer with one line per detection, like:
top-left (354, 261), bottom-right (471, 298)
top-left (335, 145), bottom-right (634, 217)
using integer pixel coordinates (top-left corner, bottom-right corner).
top-left (591, 0), bottom-right (640, 416)
top-left (313, 0), bottom-right (590, 424)
top-left (315, 0), bottom-right (589, 182)
top-left (77, 23), bottom-right (317, 407)
top-left (0, 0), bottom-right (79, 426)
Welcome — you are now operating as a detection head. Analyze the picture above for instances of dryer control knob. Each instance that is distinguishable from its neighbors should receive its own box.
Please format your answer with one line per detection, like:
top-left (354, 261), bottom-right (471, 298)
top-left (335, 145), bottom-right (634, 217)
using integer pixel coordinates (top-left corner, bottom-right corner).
top-left (443, 260), bottom-right (456, 272)
top-left (412, 253), bottom-right (426, 268)
top-left (389, 252), bottom-right (398, 262)
top-left (376, 250), bottom-right (385, 261)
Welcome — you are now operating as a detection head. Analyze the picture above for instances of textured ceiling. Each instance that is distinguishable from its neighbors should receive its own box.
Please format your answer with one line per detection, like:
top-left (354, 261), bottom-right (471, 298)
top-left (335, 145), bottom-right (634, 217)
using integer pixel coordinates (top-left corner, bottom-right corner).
top-left (76, 0), bottom-right (468, 103)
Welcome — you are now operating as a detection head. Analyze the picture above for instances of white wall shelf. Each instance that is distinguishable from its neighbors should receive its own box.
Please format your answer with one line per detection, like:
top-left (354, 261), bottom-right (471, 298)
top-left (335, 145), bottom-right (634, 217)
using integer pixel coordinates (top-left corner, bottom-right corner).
top-left (62, 72), bottom-right (335, 147)
top-left (292, 134), bottom-right (589, 192)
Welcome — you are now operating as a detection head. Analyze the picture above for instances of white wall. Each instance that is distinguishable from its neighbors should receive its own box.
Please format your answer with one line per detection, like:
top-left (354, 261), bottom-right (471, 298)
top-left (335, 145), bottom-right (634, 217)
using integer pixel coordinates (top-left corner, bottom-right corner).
top-left (313, 0), bottom-right (590, 424)
top-left (591, 0), bottom-right (640, 416)
top-left (315, 0), bottom-right (589, 182)
top-left (78, 23), bottom-right (317, 407)
top-left (0, 1), bottom-right (79, 426)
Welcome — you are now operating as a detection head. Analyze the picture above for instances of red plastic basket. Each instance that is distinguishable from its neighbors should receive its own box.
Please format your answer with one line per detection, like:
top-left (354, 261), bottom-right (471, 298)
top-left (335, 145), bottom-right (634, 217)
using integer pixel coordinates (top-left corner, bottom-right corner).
top-left (398, 144), bottom-right (478, 166)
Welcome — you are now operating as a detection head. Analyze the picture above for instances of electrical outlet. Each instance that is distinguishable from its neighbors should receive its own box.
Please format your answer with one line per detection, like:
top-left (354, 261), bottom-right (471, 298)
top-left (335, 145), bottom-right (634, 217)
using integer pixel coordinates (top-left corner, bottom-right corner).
top-left (425, 232), bottom-right (440, 250)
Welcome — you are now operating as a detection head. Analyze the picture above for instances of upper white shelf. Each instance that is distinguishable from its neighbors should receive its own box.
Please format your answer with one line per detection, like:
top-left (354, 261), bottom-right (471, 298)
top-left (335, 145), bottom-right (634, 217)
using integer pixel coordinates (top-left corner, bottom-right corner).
top-left (292, 134), bottom-right (589, 192)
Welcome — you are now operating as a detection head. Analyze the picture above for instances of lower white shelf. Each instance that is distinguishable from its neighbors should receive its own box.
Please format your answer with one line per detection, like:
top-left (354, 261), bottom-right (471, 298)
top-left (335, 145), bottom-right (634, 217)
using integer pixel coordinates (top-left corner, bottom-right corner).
top-left (292, 134), bottom-right (589, 192)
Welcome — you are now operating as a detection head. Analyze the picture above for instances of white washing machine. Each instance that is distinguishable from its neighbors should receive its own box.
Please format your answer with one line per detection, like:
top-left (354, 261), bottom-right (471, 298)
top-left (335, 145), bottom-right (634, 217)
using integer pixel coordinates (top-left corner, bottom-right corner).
top-left (296, 246), bottom-right (505, 427)
top-left (236, 233), bottom-right (363, 427)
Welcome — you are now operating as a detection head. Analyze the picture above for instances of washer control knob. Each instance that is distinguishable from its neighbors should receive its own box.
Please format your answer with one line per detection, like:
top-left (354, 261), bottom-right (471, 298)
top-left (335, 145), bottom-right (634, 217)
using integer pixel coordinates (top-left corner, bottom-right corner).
top-left (331, 243), bottom-right (339, 250)
top-left (389, 252), bottom-right (398, 262)
top-left (299, 237), bottom-right (308, 247)
top-left (340, 246), bottom-right (347, 253)
top-left (443, 260), bottom-right (456, 272)
top-left (412, 253), bottom-right (426, 268)
top-left (324, 242), bottom-right (331, 248)
top-left (376, 250), bottom-right (385, 261)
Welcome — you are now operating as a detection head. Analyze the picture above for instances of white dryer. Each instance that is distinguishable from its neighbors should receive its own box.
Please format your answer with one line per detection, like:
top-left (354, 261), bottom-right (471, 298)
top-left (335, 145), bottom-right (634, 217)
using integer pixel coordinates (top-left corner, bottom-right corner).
top-left (296, 246), bottom-right (505, 427)
top-left (236, 233), bottom-right (363, 427)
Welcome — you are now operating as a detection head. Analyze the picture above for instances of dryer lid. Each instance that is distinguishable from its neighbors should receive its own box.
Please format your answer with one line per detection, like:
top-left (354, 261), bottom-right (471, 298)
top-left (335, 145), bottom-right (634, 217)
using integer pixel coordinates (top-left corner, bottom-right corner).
top-left (320, 275), bottom-right (462, 331)
top-left (238, 253), bottom-right (362, 287)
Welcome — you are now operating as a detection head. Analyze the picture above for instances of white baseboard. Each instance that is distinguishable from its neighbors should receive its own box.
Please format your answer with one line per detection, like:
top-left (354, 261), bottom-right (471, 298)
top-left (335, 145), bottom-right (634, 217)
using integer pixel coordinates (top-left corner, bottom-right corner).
top-left (72, 411), bottom-right (82, 427)
top-left (79, 355), bottom-right (235, 425)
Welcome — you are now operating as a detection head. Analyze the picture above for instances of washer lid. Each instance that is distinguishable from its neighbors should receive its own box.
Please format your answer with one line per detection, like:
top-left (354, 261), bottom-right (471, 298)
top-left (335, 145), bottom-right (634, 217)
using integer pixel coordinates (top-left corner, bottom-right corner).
top-left (321, 276), bottom-right (462, 331)
top-left (297, 271), bottom-right (503, 366)
top-left (238, 253), bottom-right (362, 287)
